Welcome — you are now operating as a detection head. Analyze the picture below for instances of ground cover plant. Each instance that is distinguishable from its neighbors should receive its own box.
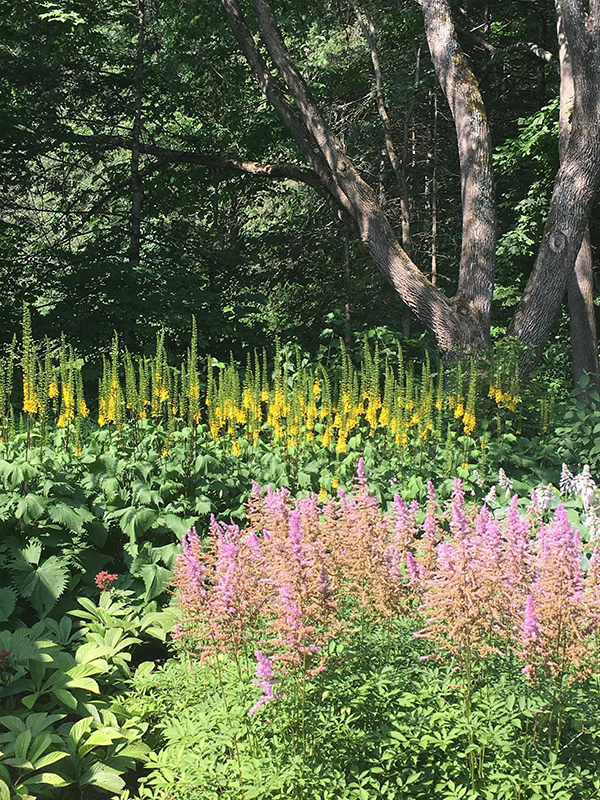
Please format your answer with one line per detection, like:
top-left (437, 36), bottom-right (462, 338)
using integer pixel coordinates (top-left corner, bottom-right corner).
top-left (118, 466), bottom-right (600, 799)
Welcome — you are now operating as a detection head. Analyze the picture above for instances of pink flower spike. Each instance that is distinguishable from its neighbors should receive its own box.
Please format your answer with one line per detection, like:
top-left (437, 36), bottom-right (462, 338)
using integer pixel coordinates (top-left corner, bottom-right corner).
top-left (356, 457), bottom-right (366, 480)
top-left (248, 650), bottom-right (277, 716)
top-left (520, 594), bottom-right (539, 646)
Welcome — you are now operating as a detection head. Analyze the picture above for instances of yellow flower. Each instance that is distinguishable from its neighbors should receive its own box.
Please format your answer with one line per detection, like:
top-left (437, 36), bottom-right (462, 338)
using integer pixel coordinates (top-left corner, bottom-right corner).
top-left (454, 403), bottom-right (464, 419)
top-left (318, 488), bottom-right (327, 502)
top-left (48, 381), bottom-right (59, 399)
top-left (232, 440), bottom-right (241, 457)
top-left (57, 413), bottom-right (66, 428)
top-left (74, 446), bottom-right (83, 457)
top-left (79, 401), bottom-right (89, 418)
top-left (331, 476), bottom-right (339, 489)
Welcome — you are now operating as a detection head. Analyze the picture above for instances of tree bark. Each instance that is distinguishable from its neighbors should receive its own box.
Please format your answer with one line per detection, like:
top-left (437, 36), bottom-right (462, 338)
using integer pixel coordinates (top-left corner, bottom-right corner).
top-left (129, 0), bottom-right (145, 273)
top-left (568, 231), bottom-right (599, 388)
top-left (509, 0), bottom-right (600, 371)
top-left (554, 4), bottom-right (599, 388)
top-left (420, 0), bottom-right (496, 345)
top-left (220, 0), bottom-right (498, 353)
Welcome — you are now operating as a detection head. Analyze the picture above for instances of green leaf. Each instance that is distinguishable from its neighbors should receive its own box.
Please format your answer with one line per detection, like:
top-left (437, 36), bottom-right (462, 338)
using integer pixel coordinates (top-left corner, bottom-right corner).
top-left (138, 564), bottom-right (172, 601)
top-left (0, 778), bottom-right (9, 800)
top-left (15, 494), bottom-right (45, 525)
top-left (15, 729), bottom-right (32, 760)
top-left (48, 500), bottom-right (93, 533)
top-left (78, 727), bottom-right (122, 756)
top-left (51, 689), bottom-right (78, 710)
top-left (80, 762), bottom-right (125, 792)
top-left (23, 772), bottom-right (71, 787)
top-left (15, 557), bottom-right (69, 616)
top-left (28, 733), bottom-right (52, 765)
top-left (0, 587), bottom-right (16, 622)
top-left (118, 507), bottom-right (157, 546)
top-left (32, 750), bottom-right (69, 770)
top-left (67, 717), bottom-right (93, 751)
top-left (160, 513), bottom-right (197, 538)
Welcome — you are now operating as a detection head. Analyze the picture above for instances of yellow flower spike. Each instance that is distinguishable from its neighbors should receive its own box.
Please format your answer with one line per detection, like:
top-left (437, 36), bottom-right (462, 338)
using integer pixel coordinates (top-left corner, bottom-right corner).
top-left (331, 476), bottom-right (339, 489)
top-left (454, 403), bottom-right (464, 419)
top-left (231, 440), bottom-right (241, 457)
top-left (318, 488), bottom-right (327, 502)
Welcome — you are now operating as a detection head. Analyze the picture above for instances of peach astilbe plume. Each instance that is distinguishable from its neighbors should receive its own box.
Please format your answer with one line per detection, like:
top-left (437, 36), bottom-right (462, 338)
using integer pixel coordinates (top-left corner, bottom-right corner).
top-left (518, 504), bottom-right (592, 678)
top-left (417, 480), bottom-right (505, 660)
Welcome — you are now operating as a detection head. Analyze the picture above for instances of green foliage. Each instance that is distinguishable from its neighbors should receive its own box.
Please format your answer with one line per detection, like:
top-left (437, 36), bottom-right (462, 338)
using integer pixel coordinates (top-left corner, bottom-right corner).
top-left (552, 374), bottom-right (600, 474)
top-left (122, 629), bottom-right (600, 800)
top-left (0, 586), bottom-right (174, 799)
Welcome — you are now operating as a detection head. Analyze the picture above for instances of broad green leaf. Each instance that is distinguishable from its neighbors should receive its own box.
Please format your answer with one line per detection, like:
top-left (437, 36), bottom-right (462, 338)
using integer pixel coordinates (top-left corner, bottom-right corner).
top-left (67, 717), bottom-right (93, 751)
top-left (0, 587), bottom-right (16, 622)
top-left (80, 762), bottom-right (125, 792)
top-left (27, 733), bottom-right (52, 766)
top-left (0, 778), bottom-right (9, 800)
top-left (48, 500), bottom-right (93, 533)
top-left (0, 716), bottom-right (26, 733)
top-left (14, 730), bottom-right (32, 760)
top-left (78, 727), bottom-right (122, 756)
top-left (15, 557), bottom-right (69, 616)
top-left (23, 772), bottom-right (71, 787)
top-left (51, 689), bottom-right (78, 710)
top-left (32, 750), bottom-right (69, 770)
top-left (15, 494), bottom-right (45, 525)
top-left (161, 513), bottom-right (197, 539)
top-left (118, 507), bottom-right (157, 546)
top-left (138, 564), bottom-right (172, 601)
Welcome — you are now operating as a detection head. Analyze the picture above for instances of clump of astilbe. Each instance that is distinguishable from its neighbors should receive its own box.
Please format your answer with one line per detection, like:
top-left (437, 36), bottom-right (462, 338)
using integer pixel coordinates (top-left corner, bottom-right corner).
top-left (417, 480), bottom-right (506, 661)
top-left (171, 516), bottom-right (266, 658)
top-left (322, 460), bottom-right (418, 619)
top-left (518, 504), bottom-right (594, 679)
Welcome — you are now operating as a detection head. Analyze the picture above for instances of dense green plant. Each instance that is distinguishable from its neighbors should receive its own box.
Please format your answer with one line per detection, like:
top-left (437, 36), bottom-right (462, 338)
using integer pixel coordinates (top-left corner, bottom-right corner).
top-left (0, 585), bottom-right (174, 799)
top-left (113, 472), bottom-right (600, 799)
top-left (552, 374), bottom-right (600, 475)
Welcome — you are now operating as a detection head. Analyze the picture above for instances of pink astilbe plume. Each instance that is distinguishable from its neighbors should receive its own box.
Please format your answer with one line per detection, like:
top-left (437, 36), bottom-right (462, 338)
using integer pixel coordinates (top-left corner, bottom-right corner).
top-left (248, 649), bottom-right (277, 716)
top-left (173, 527), bottom-right (207, 615)
top-left (522, 504), bottom-right (592, 677)
top-left (417, 480), bottom-right (504, 659)
top-left (519, 594), bottom-right (541, 678)
top-left (502, 496), bottom-right (533, 613)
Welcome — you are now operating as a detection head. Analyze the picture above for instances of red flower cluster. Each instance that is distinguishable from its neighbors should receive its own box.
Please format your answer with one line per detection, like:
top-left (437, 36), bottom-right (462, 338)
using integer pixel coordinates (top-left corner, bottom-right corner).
top-left (95, 571), bottom-right (118, 591)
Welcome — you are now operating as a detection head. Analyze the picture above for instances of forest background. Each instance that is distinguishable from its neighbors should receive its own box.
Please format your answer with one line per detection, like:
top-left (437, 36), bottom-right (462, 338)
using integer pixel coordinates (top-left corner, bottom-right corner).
top-left (2, 0), bottom-right (599, 386)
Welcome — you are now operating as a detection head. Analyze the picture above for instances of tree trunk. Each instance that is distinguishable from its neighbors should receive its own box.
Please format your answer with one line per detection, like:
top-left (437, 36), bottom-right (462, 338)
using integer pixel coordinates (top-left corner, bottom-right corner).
top-left (420, 0), bottom-right (496, 345)
top-left (129, 0), bottom-right (145, 273)
top-left (510, 0), bottom-right (600, 370)
top-left (551, 4), bottom-right (599, 389)
top-left (221, 0), bottom-right (496, 353)
top-left (568, 231), bottom-right (599, 387)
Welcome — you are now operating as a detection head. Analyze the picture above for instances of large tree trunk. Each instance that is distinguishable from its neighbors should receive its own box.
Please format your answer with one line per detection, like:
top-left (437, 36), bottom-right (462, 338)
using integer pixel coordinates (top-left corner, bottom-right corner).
top-left (553, 5), bottom-right (599, 388)
top-left (221, 0), bottom-right (496, 353)
top-left (568, 231), bottom-right (599, 387)
top-left (420, 0), bottom-right (496, 347)
top-left (510, 0), bottom-right (600, 370)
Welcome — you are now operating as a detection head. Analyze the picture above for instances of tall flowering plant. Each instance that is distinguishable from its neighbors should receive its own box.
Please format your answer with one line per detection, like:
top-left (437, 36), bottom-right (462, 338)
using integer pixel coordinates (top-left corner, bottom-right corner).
top-left (173, 467), bottom-right (600, 726)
